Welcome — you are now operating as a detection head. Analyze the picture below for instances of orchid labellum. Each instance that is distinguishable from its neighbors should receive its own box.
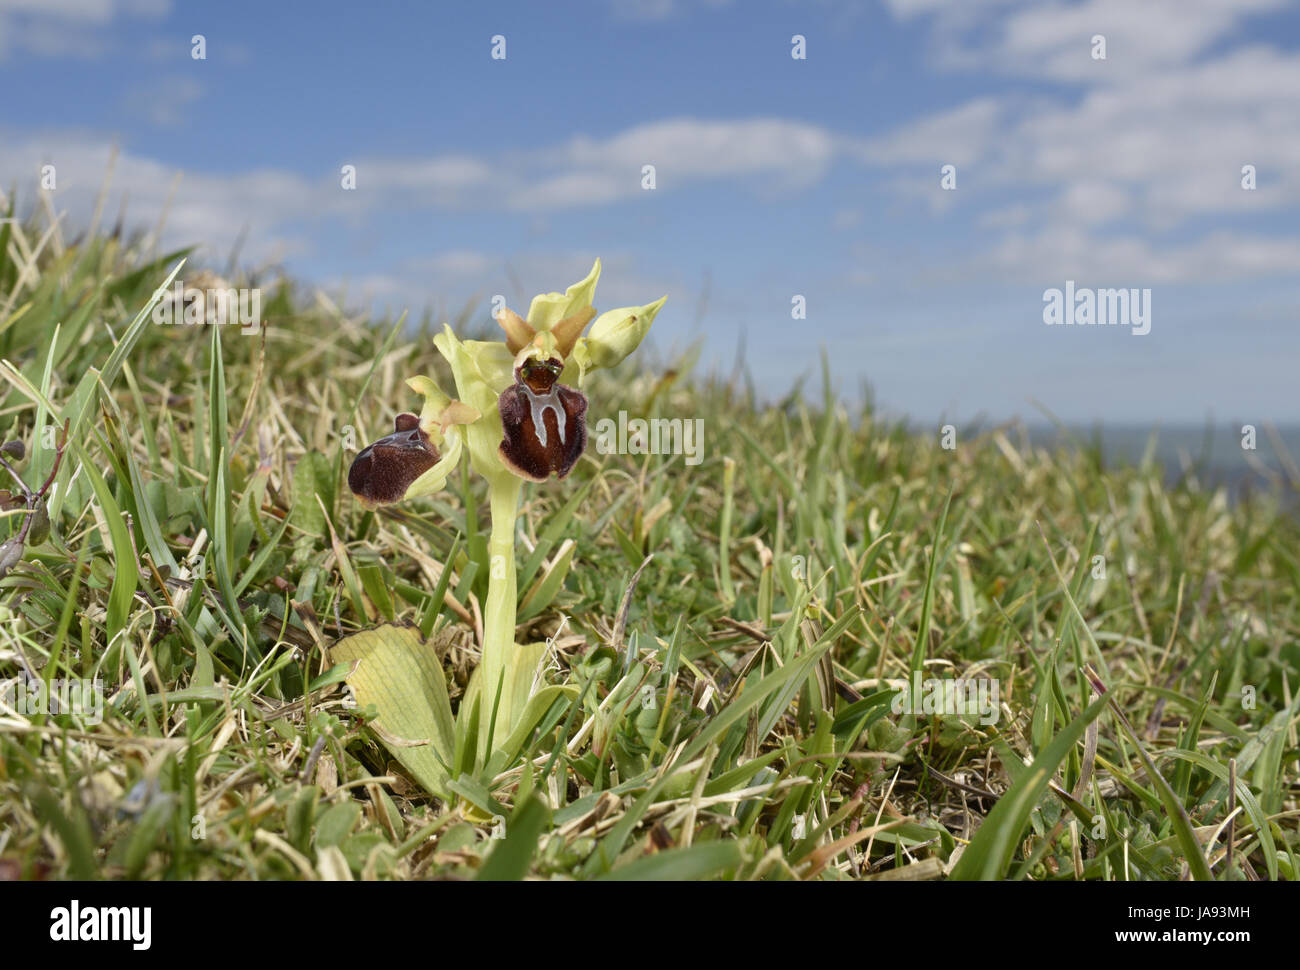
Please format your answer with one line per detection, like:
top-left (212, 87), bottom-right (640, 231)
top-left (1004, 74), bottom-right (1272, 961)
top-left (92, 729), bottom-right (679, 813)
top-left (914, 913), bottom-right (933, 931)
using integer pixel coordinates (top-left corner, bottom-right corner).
top-left (494, 305), bottom-right (593, 481)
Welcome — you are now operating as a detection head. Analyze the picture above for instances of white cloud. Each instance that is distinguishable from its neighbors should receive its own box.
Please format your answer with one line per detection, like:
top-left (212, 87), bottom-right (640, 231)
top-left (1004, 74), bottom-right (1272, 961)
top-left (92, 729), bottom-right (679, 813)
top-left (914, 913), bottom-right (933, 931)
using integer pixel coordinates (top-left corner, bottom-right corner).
top-left (869, 0), bottom-right (1300, 282)
top-left (514, 118), bottom-right (839, 207)
top-left (329, 249), bottom-right (680, 326)
top-left (607, 0), bottom-right (733, 23)
top-left (120, 75), bottom-right (204, 126)
top-left (609, 0), bottom-right (676, 20)
top-left (991, 227), bottom-right (1300, 284)
top-left (0, 0), bottom-right (169, 60)
top-left (4, 0), bottom-right (1298, 295)
top-left (566, 118), bottom-right (835, 178)
top-left (884, 0), bottom-right (1287, 82)
top-left (0, 131), bottom-right (323, 263)
top-left (856, 98), bottom-right (1003, 168)
top-left (995, 0), bottom-right (1286, 83)
top-left (0, 117), bottom-right (850, 269)
top-left (1056, 180), bottom-right (1129, 226)
top-left (978, 203), bottom-right (1032, 229)
top-left (0, 0), bottom-right (167, 21)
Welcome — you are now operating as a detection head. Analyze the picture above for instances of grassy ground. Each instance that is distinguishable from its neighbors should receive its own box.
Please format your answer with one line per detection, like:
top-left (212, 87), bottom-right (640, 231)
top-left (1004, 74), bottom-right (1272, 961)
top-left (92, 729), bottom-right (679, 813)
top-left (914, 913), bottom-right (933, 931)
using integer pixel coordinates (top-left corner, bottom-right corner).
top-left (0, 212), bottom-right (1296, 881)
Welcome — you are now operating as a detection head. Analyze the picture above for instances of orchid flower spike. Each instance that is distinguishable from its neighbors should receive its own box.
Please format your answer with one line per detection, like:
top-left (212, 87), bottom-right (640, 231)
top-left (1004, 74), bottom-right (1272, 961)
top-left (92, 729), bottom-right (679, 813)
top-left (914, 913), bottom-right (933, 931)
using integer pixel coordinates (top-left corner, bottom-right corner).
top-left (490, 261), bottom-right (665, 481)
top-left (352, 259), bottom-right (665, 500)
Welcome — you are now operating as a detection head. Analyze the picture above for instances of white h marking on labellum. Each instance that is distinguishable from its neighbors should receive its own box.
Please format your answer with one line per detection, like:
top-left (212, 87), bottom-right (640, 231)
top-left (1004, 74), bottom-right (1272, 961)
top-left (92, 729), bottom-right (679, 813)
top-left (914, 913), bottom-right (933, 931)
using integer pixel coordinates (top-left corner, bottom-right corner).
top-left (524, 385), bottom-right (567, 448)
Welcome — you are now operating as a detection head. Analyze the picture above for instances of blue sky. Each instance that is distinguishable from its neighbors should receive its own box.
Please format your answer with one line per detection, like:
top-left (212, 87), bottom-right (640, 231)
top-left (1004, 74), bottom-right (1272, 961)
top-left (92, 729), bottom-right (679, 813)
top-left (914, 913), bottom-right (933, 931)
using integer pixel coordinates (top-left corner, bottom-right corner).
top-left (2, 0), bottom-right (1298, 424)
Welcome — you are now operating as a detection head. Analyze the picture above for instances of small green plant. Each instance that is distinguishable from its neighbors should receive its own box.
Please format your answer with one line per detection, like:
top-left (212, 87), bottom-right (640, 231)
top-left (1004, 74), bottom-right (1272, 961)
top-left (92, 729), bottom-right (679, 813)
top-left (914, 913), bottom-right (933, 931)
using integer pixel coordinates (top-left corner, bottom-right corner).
top-left (337, 260), bottom-right (665, 807)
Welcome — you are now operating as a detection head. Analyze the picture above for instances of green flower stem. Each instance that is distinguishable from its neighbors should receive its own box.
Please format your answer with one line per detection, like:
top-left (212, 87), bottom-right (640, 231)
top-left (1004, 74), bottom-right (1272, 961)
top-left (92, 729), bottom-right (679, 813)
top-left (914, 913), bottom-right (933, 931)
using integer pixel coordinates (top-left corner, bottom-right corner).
top-left (481, 473), bottom-right (523, 750)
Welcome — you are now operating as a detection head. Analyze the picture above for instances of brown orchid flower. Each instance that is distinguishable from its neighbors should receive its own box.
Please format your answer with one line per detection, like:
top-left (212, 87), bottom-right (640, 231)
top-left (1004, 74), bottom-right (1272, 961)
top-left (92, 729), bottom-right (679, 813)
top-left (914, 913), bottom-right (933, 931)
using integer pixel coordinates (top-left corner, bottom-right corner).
top-left (347, 377), bottom-right (479, 508)
top-left (494, 306), bottom-right (593, 482)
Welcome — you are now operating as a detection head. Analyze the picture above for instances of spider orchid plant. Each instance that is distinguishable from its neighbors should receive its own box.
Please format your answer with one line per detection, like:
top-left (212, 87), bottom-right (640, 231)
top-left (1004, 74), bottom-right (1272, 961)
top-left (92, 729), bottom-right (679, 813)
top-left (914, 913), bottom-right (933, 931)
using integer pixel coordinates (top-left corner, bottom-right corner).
top-left (335, 260), bottom-right (665, 803)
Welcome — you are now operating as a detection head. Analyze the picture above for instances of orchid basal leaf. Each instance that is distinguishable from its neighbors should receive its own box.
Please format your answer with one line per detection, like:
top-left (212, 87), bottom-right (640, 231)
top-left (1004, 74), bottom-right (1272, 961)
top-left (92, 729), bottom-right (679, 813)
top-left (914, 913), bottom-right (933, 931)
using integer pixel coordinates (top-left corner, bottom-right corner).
top-left (331, 624), bottom-right (457, 798)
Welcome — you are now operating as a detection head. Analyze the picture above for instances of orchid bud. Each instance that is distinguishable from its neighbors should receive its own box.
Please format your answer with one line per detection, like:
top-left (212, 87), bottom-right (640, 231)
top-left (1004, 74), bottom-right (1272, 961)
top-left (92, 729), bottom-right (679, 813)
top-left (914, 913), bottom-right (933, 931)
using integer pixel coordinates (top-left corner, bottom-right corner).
top-left (574, 295), bottom-right (667, 374)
